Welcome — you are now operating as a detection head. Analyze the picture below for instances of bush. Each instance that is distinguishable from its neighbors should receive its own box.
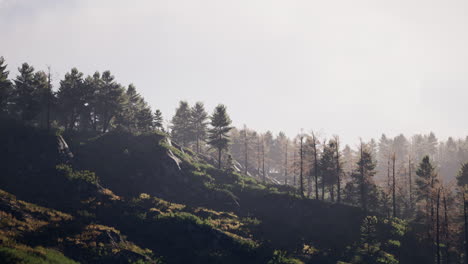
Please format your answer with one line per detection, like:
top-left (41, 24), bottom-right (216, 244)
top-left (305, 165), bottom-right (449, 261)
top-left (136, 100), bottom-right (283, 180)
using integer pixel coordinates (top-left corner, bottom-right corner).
top-left (56, 164), bottom-right (99, 185)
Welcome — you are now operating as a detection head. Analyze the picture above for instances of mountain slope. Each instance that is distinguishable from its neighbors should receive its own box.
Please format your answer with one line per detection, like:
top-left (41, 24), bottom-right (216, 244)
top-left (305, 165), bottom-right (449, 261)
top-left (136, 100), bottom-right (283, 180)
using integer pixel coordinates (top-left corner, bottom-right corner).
top-left (0, 119), bottom-right (383, 263)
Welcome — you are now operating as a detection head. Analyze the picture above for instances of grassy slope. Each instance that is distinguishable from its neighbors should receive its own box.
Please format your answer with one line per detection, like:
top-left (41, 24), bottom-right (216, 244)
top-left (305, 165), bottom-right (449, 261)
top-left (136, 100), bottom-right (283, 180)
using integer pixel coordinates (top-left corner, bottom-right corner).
top-left (68, 130), bottom-right (365, 261)
top-left (0, 119), bottom-right (370, 263)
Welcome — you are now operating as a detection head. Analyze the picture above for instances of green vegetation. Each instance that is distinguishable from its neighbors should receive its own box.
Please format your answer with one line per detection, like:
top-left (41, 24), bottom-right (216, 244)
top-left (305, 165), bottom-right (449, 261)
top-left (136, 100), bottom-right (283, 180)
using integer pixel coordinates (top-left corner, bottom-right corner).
top-left (1, 56), bottom-right (468, 263)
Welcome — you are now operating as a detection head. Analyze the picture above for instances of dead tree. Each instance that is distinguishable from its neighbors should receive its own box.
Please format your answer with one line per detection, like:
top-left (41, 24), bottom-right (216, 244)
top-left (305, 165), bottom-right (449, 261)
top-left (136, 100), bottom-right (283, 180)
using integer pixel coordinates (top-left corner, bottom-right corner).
top-left (463, 191), bottom-right (468, 264)
top-left (409, 155), bottom-right (413, 211)
top-left (334, 136), bottom-right (342, 203)
top-left (299, 134), bottom-right (305, 198)
top-left (436, 188), bottom-right (441, 264)
top-left (392, 153), bottom-right (397, 218)
top-left (284, 140), bottom-right (288, 185)
top-left (261, 136), bottom-right (266, 182)
top-left (312, 132), bottom-right (319, 200)
top-left (243, 126), bottom-right (248, 175)
top-left (442, 189), bottom-right (450, 264)
top-left (293, 140), bottom-right (297, 187)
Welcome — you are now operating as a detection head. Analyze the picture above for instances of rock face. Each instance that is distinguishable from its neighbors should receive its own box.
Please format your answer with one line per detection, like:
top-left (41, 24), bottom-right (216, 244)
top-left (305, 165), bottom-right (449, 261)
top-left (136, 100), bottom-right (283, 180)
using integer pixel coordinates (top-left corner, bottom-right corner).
top-left (69, 132), bottom-right (201, 202)
top-left (58, 135), bottom-right (74, 161)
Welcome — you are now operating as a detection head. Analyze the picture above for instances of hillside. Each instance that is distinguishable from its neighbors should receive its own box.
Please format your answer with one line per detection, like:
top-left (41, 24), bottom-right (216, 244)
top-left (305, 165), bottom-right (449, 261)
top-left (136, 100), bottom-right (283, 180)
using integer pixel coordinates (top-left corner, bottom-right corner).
top-left (0, 119), bottom-right (423, 263)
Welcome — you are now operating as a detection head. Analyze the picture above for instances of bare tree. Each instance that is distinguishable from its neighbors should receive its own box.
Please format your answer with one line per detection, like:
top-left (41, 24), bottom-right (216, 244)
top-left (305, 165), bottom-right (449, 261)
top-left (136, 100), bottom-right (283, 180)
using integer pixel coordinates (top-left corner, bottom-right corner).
top-left (284, 139), bottom-right (288, 185)
top-left (311, 132), bottom-right (320, 200)
top-left (392, 153), bottom-right (397, 218)
top-left (442, 189), bottom-right (450, 264)
top-left (299, 133), bottom-right (305, 198)
top-left (261, 135), bottom-right (266, 182)
top-left (293, 140), bottom-right (297, 188)
top-left (436, 187), bottom-right (441, 264)
top-left (334, 135), bottom-right (342, 203)
top-left (463, 191), bottom-right (468, 264)
top-left (409, 155), bottom-right (413, 211)
top-left (242, 125), bottom-right (249, 175)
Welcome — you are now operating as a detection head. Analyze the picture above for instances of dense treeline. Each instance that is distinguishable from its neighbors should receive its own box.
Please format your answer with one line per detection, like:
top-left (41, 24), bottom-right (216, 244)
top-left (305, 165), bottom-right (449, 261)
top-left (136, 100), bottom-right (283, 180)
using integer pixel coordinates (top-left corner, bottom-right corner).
top-left (0, 57), bottom-right (234, 168)
top-left (3, 56), bottom-right (468, 263)
top-left (0, 57), bottom-right (163, 133)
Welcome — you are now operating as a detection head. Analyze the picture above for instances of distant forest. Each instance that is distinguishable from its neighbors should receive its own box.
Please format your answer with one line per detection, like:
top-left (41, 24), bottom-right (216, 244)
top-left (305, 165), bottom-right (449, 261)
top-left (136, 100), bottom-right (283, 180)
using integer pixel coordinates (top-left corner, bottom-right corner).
top-left (2, 56), bottom-right (468, 263)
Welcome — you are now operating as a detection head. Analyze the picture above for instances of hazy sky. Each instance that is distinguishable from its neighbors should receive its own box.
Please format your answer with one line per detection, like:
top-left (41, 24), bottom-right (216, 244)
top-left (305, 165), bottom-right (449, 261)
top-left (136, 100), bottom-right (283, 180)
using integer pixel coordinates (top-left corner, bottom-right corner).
top-left (2, 0), bottom-right (468, 145)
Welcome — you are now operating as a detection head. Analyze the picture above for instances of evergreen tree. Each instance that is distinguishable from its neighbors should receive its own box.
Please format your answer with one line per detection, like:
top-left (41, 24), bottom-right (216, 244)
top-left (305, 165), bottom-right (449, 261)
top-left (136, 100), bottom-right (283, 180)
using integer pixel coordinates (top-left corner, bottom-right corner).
top-left (207, 104), bottom-right (232, 169)
top-left (0, 56), bottom-right (12, 115)
top-left (116, 83), bottom-right (153, 133)
top-left (153, 109), bottom-right (164, 131)
top-left (310, 132), bottom-right (320, 199)
top-left (416, 156), bottom-right (438, 203)
top-left (136, 105), bottom-right (154, 132)
top-left (83, 72), bottom-right (102, 131)
top-left (320, 140), bottom-right (337, 202)
top-left (345, 143), bottom-right (378, 212)
top-left (171, 101), bottom-right (194, 147)
top-left (415, 156), bottom-right (438, 243)
top-left (57, 68), bottom-right (86, 131)
top-left (33, 71), bottom-right (54, 128)
top-left (96, 71), bottom-right (124, 133)
top-left (12, 63), bottom-right (40, 121)
top-left (191, 102), bottom-right (208, 153)
top-left (456, 162), bottom-right (468, 187)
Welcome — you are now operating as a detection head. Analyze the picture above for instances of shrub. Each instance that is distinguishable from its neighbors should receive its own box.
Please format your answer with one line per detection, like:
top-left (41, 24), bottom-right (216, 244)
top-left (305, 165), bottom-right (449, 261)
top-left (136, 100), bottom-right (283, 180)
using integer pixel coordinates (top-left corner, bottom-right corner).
top-left (56, 164), bottom-right (99, 185)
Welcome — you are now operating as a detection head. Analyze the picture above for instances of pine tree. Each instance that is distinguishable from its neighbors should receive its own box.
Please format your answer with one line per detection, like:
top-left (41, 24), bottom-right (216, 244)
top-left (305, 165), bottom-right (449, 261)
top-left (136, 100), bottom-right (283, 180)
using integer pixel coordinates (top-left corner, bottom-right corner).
top-left (334, 135), bottom-right (343, 203)
top-left (57, 68), bottom-right (86, 131)
top-left (191, 102), bottom-right (208, 153)
top-left (0, 57), bottom-right (12, 115)
top-left (320, 140), bottom-right (337, 202)
top-left (153, 109), bottom-right (164, 131)
top-left (12, 63), bottom-right (40, 121)
top-left (83, 72), bottom-right (102, 131)
top-left (33, 71), bottom-right (54, 128)
top-left (116, 84), bottom-right (142, 131)
top-left (345, 143), bottom-right (378, 212)
top-left (136, 105), bottom-right (154, 132)
top-left (415, 155), bottom-right (438, 243)
top-left (171, 101), bottom-right (194, 147)
top-left (416, 156), bottom-right (438, 203)
top-left (456, 162), bottom-right (468, 187)
top-left (96, 71), bottom-right (124, 133)
top-left (207, 104), bottom-right (232, 169)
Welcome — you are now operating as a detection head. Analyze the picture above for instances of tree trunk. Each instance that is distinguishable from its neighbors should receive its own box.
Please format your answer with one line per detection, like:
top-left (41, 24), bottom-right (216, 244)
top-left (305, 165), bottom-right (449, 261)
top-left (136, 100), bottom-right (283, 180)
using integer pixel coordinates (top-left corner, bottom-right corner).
top-left (284, 142), bottom-right (288, 185)
top-left (218, 148), bottom-right (222, 169)
top-left (293, 145), bottom-right (297, 188)
top-left (392, 153), bottom-right (397, 218)
top-left (244, 129), bottom-right (248, 175)
top-left (436, 188), bottom-right (440, 264)
top-left (409, 156), bottom-right (413, 211)
top-left (443, 191), bottom-right (449, 264)
top-left (463, 192), bottom-right (468, 264)
top-left (46, 68), bottom-right (51, 132)
top-left (299, 136), bottom-right (304, 198)
top-left (313, 136), bottom-right (319, 200)
top-left (262, 139), bottom-right (265, 183)
top-left (359, 143), bottom-right (367, 213)
top-left (257, 137), bottom-right (261, 176)
top-left (335, 137), bottom-right (341, 203)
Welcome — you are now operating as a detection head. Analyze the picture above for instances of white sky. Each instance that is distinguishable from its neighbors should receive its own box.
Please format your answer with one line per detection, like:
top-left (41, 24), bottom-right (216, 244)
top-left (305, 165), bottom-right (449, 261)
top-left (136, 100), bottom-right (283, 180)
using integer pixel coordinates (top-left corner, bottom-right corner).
top-left (1, 0), bottom-right (468, 145)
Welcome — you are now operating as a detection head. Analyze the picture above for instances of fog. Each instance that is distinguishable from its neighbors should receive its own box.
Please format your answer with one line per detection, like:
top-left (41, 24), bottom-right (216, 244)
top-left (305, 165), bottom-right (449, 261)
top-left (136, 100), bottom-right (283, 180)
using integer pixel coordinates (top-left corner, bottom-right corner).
top-left (2, 0), bottom-right (468, 145)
